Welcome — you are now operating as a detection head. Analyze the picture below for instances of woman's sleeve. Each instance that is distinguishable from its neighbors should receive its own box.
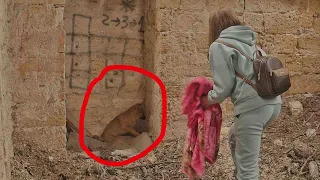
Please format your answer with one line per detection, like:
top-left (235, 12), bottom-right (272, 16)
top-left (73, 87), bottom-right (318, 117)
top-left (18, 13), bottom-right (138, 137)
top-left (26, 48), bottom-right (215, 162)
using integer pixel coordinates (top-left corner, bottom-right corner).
top-left (207, 43), bottom-right (236, 105)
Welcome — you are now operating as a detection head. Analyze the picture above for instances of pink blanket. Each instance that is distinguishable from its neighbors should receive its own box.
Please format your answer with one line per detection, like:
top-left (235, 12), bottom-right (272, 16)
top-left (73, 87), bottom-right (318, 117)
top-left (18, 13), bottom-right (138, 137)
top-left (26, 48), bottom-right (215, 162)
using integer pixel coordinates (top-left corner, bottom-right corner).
top-left (181, 77), bottom-right (223, 179)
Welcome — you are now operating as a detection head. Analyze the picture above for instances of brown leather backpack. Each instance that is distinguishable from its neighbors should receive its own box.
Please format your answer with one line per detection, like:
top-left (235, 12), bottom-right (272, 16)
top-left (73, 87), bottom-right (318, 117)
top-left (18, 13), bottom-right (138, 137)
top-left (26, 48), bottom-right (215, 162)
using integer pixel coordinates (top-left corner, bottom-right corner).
top-left (215, 40), bottom-right (291, 99)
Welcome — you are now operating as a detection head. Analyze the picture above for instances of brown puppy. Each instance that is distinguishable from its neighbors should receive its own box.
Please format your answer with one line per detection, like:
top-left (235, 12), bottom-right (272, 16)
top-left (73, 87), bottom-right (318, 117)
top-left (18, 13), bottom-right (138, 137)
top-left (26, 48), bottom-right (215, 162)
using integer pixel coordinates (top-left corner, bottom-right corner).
top-left (99, 103), bottom-right (144, 142)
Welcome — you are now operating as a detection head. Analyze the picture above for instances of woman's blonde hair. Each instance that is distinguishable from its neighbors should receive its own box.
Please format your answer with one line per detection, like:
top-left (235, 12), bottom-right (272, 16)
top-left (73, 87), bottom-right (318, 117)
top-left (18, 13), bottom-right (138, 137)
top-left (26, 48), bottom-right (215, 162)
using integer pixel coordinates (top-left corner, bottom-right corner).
top-left (208, 9), bottom-right (243, 47)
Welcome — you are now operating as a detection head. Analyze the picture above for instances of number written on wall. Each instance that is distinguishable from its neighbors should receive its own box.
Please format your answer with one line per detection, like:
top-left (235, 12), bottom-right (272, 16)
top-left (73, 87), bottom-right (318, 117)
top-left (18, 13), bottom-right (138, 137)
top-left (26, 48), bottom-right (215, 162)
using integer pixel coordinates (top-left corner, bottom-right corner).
top-left (102, 14), bottom-right (144, 31)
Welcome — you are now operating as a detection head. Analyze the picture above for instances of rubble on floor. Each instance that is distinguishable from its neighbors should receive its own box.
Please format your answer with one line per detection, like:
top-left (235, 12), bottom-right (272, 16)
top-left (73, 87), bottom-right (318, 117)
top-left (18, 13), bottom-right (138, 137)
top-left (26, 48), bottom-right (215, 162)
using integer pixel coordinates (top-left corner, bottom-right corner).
top-left (11, 94), bottom-right (320, 180)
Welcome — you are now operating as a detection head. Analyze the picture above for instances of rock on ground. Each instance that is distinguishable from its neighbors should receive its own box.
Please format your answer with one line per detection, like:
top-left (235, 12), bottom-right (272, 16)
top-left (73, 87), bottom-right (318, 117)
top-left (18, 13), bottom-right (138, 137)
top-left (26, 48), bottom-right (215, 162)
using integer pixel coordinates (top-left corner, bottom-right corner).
top-left (309, 161), bottom-right (319, 180)
top-left (289, 101), bottom-right (303, 116)
top-left (131, 132), bottom-right (153, 152)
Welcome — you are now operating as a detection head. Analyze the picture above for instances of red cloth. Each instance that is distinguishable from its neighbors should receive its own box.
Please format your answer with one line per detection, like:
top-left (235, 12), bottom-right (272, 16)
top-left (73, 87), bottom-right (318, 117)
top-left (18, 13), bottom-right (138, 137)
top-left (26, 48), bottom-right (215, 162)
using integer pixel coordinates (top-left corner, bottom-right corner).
top-left (181, 77), bottom-right (223, 179)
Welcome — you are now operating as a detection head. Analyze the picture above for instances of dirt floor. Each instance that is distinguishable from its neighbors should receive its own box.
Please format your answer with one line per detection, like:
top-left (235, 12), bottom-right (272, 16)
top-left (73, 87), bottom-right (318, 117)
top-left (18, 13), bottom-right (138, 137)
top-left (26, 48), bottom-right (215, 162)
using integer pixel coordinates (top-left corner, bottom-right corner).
top-left (11, 94), bottom-right (320, 180)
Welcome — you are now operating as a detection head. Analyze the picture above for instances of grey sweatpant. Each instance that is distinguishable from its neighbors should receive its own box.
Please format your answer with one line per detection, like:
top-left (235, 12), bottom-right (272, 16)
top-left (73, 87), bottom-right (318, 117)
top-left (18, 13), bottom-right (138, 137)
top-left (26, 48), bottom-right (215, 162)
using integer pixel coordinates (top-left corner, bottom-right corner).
top-left (228, 104), bottom-right (281, 180)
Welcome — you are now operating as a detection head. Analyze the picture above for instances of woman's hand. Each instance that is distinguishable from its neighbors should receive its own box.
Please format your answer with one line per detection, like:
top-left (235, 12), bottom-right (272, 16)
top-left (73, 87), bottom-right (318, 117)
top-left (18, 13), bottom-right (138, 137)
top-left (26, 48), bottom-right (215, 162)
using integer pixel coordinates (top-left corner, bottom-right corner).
top-left (200, 95), bottom-right (210, 109)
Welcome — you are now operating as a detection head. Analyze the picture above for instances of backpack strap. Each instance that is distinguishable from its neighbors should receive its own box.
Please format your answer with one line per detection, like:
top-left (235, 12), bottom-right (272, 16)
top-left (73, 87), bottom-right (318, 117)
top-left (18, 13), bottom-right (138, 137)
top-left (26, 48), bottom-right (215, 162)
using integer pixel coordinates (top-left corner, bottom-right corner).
top-left (214, 40), bottom-right (257, 91)
top-left (235, 72), bottom-right (257, 90)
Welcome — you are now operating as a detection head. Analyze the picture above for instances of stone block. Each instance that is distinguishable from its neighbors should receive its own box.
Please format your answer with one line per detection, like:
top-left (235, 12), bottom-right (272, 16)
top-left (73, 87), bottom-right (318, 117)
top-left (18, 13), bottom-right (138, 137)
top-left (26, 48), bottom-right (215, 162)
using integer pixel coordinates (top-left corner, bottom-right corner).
top-left (125, 39), bottom-right (143, 56)
top-left (217, 0), bottom-right (245, 14)
top-left (123, 56), bottom-right (143, 67)
top-left (167, 96), bottom-right (184, 122)
top-left (286, 61), bottom-right (303, 76)
top-left (264, 12), bottom-right (299, 34)
top-left (91, 59), bottom-right (106, 75)
top-left (131, 132), bottom-right (153, 152)
top-left (13, 54), bottom-right (64, 75)
top-left (13, 100), bottom-right (65, 128)
top-left (298, 34), bottom-right (320, 52)
top-left (204, 0), bottom-right (219, 12)
top-left (273, 34), bottom-right (297, 54)
top-left (172, 10), bottom-right (209, 33)
top-left (159, 32), bottom-right (197, 55)
top-left (66, 94), bottom-right (85, 111)
top-left (302, 54), bottom-right (320, 74)
top-left (12, 0), bottom-right (65, 4)
top-left (71, 71), bottom-right (89, 89)
top-left (166, 85), bottom-right (184, 99)
top-left (195, 32), bottom-right (209, 53)
top-left (24, 5), bottom-right (54, 32)
top-left (288, 75), bottom-right (320, 94)
top-left (72, 55), bottom-right (90, 71)
top-left (256, 33), bottom-right (274, 54)
top-left (107, 38), bottom-right (126, 54)
top-left (180, 0), bottom-right (206, 10)
top-left (147, 95), bottom-right (163, 139)
top-left (245, 0), bottom-right (300, 13)
top-left (309, 0), bottom-right (320, 13)
top-left (21, 29), bottom-right (64, 55)
top-left (244, 12), bottom-right (264, 33)
top-left (157, 53), bottom-right (210, 86)
top-left (72, 36), bottom-right (90, 54)
top-left (105, 68), bottom-right (123, 89)
top-left (90, 36), bottom-right (109, 53)
top-left (298, 13), bottom-right (314, 30)
top-left (106, 55), bottom-right (122, 65)
top-left (15, 126), bottom-right (66, 150)
top-left (123, 75), bottom-right (144, 92)
top-left (156, 0), bottom-right (180, 9)
top-left (155, 9), bottom-right (174, 32)
top-left (73, 14), bottom-right (91, 35)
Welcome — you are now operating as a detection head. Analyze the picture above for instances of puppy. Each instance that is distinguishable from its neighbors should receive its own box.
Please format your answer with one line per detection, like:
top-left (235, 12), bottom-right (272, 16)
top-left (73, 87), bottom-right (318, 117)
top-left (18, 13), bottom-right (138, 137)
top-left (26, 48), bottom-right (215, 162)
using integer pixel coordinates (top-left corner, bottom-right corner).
top-left (99, 103), bottom-right (144, 142)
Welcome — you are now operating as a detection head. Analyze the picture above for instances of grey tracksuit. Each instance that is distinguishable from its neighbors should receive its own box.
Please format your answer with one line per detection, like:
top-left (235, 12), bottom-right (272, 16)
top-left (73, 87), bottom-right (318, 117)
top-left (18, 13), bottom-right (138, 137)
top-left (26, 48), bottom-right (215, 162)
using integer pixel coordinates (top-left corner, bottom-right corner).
top-left (207, 25), bottom-right (282, 180)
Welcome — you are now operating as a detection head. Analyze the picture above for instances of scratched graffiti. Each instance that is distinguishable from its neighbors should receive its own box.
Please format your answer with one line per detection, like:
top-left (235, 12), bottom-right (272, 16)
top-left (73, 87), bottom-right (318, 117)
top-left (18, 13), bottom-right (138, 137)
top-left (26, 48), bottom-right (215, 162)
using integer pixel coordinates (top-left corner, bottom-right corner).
top-left (65, 0), bottom-right (145, 92)
top-left (68, 13), bottom-right (144, 91)
top-left (102, 14), bottom-right (144, 30)
top-left (120, 0), bottom-right (136, 12)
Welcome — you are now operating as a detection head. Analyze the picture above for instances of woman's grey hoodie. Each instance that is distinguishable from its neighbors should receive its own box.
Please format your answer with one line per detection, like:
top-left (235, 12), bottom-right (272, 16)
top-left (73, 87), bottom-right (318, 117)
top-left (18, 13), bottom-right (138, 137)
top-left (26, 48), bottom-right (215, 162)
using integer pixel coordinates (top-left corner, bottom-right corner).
top-left (208, 25), bottom-right (282, 116)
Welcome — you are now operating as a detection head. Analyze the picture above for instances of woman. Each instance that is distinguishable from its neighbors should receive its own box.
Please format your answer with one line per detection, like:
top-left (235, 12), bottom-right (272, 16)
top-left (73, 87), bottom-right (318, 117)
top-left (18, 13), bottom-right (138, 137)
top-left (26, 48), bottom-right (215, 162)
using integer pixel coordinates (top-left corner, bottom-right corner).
top-left (201, 9), bottom-right (282, 180)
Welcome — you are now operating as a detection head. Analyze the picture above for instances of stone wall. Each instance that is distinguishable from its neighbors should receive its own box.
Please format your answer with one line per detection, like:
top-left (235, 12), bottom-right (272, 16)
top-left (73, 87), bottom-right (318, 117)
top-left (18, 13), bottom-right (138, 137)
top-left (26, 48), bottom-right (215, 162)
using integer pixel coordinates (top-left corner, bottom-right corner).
top-left (64, 0), bottom-right (146, 136)
top-left (143, 1), bottom-right (161, 138)
top-left (0, 0), bottom-right (14, 179)
top-left (4, 0), bottom-right (320, 155)
top-left (148, 0), bottom-right (320, 140)
top-left (8, 0), bottom-right (67, 150)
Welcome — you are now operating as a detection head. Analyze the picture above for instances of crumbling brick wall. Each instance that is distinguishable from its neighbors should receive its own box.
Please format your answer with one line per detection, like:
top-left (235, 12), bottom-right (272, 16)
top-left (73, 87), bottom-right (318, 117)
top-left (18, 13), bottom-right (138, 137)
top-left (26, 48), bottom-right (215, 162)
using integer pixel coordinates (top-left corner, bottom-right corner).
top-left (0, 0), bottom-right (14, 179)
top-left (8, 0), bottom-right (67, 150)
top-left (147, 0), bottom-right (320, 139)
top-left (64, 0), bottom-right (146, 136)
